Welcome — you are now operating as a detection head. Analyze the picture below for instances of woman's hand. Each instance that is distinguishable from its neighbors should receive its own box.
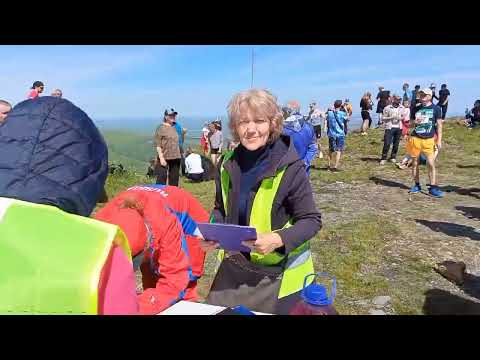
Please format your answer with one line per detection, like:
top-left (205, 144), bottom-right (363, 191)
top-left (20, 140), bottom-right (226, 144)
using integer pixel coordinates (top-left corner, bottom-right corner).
top-left (159, 157), bottom-right (167, 167)
top-left (242, 232), bottom-right (284, 255)
top-left (199, 237), bottom-right (220, 252)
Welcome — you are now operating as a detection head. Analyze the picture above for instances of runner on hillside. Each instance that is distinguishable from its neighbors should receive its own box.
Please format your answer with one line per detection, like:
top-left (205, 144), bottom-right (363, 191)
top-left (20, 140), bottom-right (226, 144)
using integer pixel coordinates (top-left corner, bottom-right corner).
top-left (406, 88), bottom-right (444, 198)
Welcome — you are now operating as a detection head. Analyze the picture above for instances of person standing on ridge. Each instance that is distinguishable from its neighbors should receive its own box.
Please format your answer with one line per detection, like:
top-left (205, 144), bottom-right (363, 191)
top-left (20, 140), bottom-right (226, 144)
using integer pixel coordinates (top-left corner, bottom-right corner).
top-left (411, 85), bottom-right (422, 120)
top-left (171, 115), bottom-right (187, 176)
top-left (325, 100), bottom-right (348, 171)
top-left (282, 100), bottom-right (317, 175)
top-left (402, 83), bottom-right (413, 103)
top-left (154, 108), bottom-right (182, 187)
top-left (208, 121), bottom-right (223, 165)
top-left (28, 81), bottom-right (44, 99)
top-left (360, 92), bottom-right (373, 135)
top-left (51, 89), bottom-right (63, 98)
top-left (0, 100), bottom-right (12, 124)
top-left (306, 102), bottom-right (325, 159)
top-left (438, 84), bottom-right (450, 120)
top-left (380, 95), bottom-right (404, 165)
top-left (430, 83), bottom-right (439, 104)
top-left (376, 86), bottom-right (390, 127)
top-left (343, 99), bottom-right (353, 135)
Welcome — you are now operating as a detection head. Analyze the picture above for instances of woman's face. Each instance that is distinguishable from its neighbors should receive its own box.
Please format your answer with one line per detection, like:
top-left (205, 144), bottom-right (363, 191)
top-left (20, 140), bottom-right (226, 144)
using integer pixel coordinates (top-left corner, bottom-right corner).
top-left (236, 104), bottom-right (270, 151)
top-left (165, 114), bottom-right (176, 125)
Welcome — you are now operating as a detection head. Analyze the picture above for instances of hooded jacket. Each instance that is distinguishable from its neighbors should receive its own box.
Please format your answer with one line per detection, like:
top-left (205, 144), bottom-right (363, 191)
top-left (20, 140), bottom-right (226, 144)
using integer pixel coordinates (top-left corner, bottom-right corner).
top-left (0, 97), bottom-right (108, 216)
top-left (95, 184), bottom-right (209, 315)
top-left (282, 113), bottom-right (318, 172)
top-left (212, 135), bottom-right (322, 254)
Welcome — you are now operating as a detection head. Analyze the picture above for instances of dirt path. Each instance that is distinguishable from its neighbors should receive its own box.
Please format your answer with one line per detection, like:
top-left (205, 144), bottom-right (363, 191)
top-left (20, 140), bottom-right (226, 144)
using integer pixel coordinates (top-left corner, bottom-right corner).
top-left (309, 128), bottom-right (480, 313)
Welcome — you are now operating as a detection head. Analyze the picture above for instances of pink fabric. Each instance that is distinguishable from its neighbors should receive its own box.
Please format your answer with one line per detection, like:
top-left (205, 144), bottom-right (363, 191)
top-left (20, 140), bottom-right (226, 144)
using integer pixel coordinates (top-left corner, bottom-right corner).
top-left (98, 245), bottom-right (139, 315)
top-left (28, 89), bottom-right (39, 99)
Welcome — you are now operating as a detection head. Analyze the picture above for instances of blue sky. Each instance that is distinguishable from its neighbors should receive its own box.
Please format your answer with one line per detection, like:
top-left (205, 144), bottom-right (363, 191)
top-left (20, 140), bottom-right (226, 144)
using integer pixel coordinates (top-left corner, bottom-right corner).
top-left (2, 45), bottom-right (479, 120)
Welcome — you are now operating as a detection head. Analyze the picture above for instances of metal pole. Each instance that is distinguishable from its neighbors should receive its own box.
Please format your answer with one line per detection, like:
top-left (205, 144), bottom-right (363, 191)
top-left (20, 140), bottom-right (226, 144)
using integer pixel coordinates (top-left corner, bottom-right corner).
top-left (251, 48), bottom-right (254, 88)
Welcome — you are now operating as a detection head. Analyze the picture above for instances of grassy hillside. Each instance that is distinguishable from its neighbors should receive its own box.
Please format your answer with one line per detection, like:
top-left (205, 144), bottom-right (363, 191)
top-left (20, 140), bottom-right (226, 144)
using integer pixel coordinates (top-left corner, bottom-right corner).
top-left (102, 130), bottom-right (154, 172)
top-left (102, 119), bottom-right (480, 314)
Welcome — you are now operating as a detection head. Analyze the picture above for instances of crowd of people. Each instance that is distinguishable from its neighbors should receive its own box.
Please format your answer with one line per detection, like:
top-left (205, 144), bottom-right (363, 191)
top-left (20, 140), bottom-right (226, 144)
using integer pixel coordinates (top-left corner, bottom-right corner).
top-left (0, 77), bottom-right (476, 315)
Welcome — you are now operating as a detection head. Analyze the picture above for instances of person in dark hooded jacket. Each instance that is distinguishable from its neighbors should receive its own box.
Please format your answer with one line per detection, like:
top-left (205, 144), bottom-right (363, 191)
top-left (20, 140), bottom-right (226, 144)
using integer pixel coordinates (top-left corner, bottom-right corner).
top-left (0, 97), bottom-right (138, 314)
top-left (200, 89), bottom-right (322, 315)
top-left (0, 97), bottom-right (108, 216)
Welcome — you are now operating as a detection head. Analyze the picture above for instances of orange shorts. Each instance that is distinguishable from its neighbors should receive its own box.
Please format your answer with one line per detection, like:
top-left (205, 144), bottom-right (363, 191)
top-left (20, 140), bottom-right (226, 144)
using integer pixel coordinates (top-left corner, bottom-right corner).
top-left (406, 136), bottom-right (435, 158)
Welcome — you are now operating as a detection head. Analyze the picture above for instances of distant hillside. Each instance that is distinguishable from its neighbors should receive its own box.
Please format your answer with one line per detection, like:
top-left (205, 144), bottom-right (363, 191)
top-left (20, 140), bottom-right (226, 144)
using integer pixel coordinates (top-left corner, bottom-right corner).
top-left (102, 130), bottom-right (154, 172)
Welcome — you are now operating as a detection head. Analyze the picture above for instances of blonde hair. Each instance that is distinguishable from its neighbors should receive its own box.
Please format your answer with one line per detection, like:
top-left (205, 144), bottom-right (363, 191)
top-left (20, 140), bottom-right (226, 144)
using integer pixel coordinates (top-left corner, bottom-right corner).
top-left (227, 89), bottom-right (284, 144)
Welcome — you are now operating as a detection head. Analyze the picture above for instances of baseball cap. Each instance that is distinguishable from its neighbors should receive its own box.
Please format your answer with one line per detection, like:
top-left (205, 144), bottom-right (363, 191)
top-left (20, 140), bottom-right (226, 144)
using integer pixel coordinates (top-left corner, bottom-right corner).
top-left (164, 108), bottom-right (178, 116)
top-left (418, 88), bottom-right (433, 96)
top-left (31, 81), bottom-right (44, 89)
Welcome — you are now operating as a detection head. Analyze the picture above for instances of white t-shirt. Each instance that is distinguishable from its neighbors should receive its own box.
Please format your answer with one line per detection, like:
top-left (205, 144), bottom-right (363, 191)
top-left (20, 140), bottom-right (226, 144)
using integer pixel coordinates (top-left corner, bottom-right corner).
top-left (382, 105), bottom-right (405, 130)
top-left (185, 153), bottom-right (204, 174)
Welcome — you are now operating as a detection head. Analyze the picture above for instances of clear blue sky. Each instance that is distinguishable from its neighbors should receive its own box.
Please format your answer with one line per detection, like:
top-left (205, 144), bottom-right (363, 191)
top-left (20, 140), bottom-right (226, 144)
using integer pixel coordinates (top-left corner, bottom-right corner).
top-left (2, 45), bottom-right (479, 119)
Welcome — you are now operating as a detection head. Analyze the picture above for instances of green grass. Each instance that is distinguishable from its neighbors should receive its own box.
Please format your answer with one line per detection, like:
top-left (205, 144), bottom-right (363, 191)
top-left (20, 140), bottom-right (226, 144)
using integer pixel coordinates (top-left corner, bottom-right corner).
top-left (310, 215), bottom-right (398, 314)
top-left (102, 130), bottom-right (154, 172)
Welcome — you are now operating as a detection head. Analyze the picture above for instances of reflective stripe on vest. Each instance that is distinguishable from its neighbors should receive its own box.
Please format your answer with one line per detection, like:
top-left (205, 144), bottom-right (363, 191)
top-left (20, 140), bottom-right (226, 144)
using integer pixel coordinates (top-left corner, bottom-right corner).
top-left (0, 198), bottom-right (131, 314)
top-left (217, 151), bottom-right (314, 299)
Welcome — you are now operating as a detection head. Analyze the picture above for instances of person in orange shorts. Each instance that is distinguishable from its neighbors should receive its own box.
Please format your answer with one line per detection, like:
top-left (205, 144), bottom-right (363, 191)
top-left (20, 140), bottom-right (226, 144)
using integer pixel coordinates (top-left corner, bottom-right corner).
top-left (405, 88), bottom-right (443, 197)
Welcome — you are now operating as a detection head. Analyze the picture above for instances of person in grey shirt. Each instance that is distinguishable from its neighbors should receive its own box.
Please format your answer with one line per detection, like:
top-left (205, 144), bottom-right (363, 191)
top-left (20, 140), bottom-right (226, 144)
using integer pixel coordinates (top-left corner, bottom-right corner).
top-left (208, 122), bottom-right (223, 165)
top-left (306, 102), bottom-right (325, 159)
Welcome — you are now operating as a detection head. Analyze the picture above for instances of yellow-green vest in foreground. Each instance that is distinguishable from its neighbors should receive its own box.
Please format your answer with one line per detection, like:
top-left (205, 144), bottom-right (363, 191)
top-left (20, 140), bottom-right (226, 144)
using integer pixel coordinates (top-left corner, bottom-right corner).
top-left (0, 197), bottom-right (131, 314)
top-left (217, 150), bottom-right (315, 298)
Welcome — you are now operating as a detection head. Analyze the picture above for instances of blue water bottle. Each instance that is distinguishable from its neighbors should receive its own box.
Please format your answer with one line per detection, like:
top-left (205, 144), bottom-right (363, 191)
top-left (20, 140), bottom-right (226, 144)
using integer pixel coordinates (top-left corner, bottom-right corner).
top-left (289, 273), bottom-right (338, 315)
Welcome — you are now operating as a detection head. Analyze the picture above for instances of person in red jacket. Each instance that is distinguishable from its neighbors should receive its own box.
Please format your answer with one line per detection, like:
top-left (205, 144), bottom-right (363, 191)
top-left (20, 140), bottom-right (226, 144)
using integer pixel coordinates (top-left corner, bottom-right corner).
top-left (95, 184), bottom-right (208, 315)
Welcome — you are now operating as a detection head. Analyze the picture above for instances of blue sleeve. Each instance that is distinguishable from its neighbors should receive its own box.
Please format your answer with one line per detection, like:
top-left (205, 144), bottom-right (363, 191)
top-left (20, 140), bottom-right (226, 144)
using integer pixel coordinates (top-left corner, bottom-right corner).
top-left (304, 125), bottom-right (318, 166)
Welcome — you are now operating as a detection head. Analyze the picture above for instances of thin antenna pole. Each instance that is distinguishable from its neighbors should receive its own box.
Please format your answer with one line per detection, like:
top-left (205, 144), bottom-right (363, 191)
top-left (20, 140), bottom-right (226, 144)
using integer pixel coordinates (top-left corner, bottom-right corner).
top-left (251, 47), bottom-right (254, 88)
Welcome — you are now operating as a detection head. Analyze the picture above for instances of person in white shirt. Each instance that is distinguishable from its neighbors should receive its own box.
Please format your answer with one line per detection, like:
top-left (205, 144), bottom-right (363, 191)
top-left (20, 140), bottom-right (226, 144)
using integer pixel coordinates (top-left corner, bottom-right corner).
top-left (380, 95), bottom-right (404, 165)
top-left (184, 147), bottom-right (204, 182)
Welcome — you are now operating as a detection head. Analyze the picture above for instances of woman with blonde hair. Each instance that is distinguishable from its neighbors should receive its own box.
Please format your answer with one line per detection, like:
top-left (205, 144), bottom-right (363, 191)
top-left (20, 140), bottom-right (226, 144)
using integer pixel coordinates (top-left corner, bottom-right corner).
top-left (360, 92), bottom-right (373, 135)
top-left (200, 89), bottom-right (322, 314)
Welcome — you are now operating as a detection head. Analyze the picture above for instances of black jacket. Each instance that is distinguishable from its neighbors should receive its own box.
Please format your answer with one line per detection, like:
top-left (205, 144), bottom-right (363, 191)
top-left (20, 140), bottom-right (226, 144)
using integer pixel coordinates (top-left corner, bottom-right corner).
top-left (211, 135), bottom-right (322, 254)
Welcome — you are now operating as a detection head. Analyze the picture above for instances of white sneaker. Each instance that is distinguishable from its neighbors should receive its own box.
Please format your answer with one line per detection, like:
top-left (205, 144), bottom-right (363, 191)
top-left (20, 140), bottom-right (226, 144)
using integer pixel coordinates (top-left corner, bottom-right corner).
top-left (379, 160), bottom-right (386, 165)
top-left (390, 158), bottom-right (397, 163)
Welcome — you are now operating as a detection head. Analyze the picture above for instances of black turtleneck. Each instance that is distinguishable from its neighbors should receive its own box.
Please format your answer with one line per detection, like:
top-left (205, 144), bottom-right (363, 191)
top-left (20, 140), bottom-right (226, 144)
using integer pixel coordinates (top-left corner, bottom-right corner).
top-left (236, 144), bottom-right (270, 226)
